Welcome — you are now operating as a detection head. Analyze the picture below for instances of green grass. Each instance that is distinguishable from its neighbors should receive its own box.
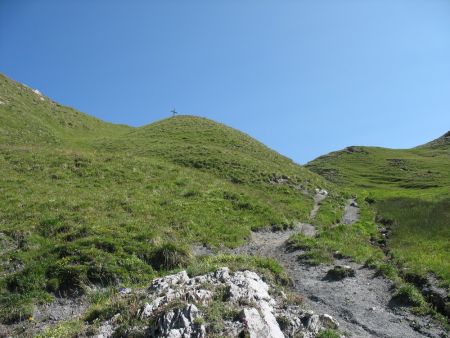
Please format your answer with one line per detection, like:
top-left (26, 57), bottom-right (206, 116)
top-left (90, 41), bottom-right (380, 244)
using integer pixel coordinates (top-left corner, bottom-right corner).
top-left (307, 139), bottom-right (450, 287)
top-left (0, 73), bottom-right (341, 323)
top-left (377, 198), bottom-right (450, 286)
top-left (317, 329), bottom-right (341, 338)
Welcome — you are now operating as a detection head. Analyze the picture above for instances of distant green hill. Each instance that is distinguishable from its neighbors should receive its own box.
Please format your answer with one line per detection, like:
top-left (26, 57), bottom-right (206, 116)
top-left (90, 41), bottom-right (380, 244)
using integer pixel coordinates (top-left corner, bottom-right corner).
top-left (306, 136), bottom-right (450, 286)
top-left (0, 73), bottom-right (340, 322)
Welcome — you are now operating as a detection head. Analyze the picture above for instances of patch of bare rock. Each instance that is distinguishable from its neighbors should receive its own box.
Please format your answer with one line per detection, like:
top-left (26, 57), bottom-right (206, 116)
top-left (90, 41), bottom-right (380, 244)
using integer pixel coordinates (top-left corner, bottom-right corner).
top-left (97, 268), bottom-right (342, 338)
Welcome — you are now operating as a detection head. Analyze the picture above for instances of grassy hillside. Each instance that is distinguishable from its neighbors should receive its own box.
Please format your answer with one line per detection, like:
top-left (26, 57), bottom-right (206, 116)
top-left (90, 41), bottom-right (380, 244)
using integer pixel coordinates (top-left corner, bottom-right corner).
top-left (99, 115), bottom-right (323, 186)
top-left (306, 137), bottom-right (450, 286)
top-left (0, 73), bottom-right (341, 323)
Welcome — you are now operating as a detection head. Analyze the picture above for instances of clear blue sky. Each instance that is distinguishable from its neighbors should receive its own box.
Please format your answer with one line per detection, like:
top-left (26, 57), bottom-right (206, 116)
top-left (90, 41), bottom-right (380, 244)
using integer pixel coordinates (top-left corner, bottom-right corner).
top-left (1, 0), bottom-right (449, 163)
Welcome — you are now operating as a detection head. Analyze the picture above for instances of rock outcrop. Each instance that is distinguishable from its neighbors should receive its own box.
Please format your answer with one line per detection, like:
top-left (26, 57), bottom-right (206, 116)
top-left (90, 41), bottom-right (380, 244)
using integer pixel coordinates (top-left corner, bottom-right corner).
top-left (97, 268), bottom-right (341, 337)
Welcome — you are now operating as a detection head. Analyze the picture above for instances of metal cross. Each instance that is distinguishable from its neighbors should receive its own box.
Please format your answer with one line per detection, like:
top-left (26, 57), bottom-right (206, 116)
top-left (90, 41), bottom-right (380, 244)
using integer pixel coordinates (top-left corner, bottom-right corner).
top-left (171, 109), bottom-right (178, 117)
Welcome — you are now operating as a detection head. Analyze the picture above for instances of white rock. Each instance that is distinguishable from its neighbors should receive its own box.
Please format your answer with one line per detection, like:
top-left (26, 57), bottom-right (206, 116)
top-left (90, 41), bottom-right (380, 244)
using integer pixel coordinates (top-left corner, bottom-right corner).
top-left (240, 307), bottom-right (284, 338)
top-left (306, 314), bottom-right (321, 333)
top-left (214, 267), bottom-right (230, 282)
top-left (156, 304), bottom-right (206, 338)
top-left (150, 271), bottom-right (190, 293)
top-left (319, 189), bottom-right (328, 196)
top-left (186, 288), bottom-right (213, 305)
top-left (259, 301), bottom-right (285, 338)
top-left (227, 270), bottom-right (271, 304)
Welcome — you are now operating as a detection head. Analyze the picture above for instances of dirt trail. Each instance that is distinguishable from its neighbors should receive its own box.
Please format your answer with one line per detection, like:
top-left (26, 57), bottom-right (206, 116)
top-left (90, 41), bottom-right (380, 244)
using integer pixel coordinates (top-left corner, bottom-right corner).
top-left (343, 199), bottom-right (360, 224)
top-left (229, 199), bottom-right (447, 338)
top-left (310, 191), bottom-right (328, 219)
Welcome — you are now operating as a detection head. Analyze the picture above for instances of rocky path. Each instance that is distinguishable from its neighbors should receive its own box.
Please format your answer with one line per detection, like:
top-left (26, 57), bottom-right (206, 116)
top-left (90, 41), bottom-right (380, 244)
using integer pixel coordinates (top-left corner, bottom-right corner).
top-left (230, 199), bottom-right (448, 338)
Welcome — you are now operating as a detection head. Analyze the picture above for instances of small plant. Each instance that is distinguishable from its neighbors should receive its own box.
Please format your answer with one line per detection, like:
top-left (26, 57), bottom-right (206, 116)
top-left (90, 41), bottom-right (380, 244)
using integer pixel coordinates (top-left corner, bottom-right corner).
top-left (317, 329), bottom-right (341, 338)
top-left (325, 265), bottom-right (355, 281)
top-left (193, 316), bottom-right (205, 325)
top-left (284, 292), bottom-right (304, 306)
top-left (150, 243), bottom-right (192, 270)
top-left (393, 283), bottom-right (427, 308)
top-left (35, 320), bottom-right (85, 338)
top-left (276, 315), bottom-right (290, 331)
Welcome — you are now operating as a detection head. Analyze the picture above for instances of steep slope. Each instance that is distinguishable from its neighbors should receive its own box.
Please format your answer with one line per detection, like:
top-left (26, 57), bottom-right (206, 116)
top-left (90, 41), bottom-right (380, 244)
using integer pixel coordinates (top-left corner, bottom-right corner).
top-left (0, 73), bottom-right (343, 325)
top-left (306, 138), bottom-right (450, 286)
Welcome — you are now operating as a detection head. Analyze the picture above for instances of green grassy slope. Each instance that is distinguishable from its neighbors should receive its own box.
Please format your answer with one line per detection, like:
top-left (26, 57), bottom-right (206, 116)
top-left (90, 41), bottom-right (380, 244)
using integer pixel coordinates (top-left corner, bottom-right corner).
top-left (306, 137), bottom-right (450, 286)
top-left (0, 73), bottom-right (340, 322)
